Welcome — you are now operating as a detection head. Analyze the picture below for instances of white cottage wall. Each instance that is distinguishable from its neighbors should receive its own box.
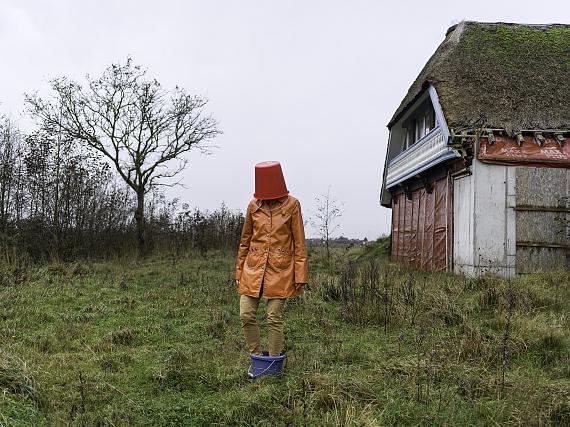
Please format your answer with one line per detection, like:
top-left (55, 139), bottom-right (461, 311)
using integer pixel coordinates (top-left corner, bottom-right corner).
top-left (452, 172), bottom-right (474, 275)
top-left (452, 160), bottom-right (516, 276)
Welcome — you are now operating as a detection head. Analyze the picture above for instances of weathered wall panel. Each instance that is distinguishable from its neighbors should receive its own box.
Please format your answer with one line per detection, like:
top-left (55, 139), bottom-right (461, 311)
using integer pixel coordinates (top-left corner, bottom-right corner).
top-left (506, 167), bottom-right (517, 270)
top-left (473, 162), bottom-right (509, 266)
top-left (515, 167), bottom-right (570, 273)
top-left (411, 191), bottom-right (420, 266)
top-left (516, 247), bottom-right (566, 274)
top-left (418, 190), bottom-right (427, 269)
top-left (516, 211), bottom-right (565, 246)
top-left (391, 195), bottom-right (400, 261)
top-left (479, 136), bottom-right (570, 168)
top-left (453, 162), bottom-right (570, 276)
top-left (433, 179), bottom-right (448, 271)
top-left (390, 177), bottom-right (449, 271)
top-left (516, 168), bottom-right (567, 208)
top-left (453, 172), bottom-right (474, 274)
top-left (423, 187), bottom-right (435, 270)
top-left (454, 160), bottom-right (516, 276)
top-left (396, 197), bottom-right (402, 263)
top-left (403, 196), bottom-right (412, 265)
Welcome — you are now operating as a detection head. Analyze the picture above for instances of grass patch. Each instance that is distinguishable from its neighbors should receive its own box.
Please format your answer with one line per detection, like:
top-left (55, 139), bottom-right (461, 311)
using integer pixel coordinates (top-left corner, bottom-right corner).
top-left (1, 249), bottom-right (569, 425)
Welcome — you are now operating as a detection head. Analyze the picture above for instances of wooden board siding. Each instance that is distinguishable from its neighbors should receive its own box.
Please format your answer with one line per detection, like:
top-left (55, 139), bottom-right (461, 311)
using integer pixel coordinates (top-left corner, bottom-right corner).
top-left (453, 160), bottom-right (516, 277)
top-left (390, 177), bottom-right (450, 271)
top-left (452, 171), bottom-right (474, 273)
top-left (515, 167), bottom-right (570, 273)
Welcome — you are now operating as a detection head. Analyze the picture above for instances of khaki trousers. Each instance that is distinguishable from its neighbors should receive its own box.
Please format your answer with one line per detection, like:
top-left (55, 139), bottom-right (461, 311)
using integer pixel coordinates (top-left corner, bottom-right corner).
top-left (239, 295), bottom-right (285, 357)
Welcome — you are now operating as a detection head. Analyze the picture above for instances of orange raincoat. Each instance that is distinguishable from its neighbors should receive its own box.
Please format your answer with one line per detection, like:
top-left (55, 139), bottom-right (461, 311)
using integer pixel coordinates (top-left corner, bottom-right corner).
top-left (235, 196), bottom-right (309, 298)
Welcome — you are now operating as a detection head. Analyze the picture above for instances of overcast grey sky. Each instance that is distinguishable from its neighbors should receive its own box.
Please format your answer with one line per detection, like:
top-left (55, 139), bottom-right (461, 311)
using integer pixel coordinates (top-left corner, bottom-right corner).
top-left (1, 0), bottom-right (569, 239)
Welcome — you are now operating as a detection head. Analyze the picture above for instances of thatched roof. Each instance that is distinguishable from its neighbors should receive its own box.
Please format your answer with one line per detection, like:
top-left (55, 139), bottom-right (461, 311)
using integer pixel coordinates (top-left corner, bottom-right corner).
top-left (388, 22), bottom-right (570, 132)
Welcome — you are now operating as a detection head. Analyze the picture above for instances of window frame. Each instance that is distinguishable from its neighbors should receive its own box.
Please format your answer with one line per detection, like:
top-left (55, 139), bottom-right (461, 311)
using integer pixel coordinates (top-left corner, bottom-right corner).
top-left (401, 101), bottom-right (437, 152)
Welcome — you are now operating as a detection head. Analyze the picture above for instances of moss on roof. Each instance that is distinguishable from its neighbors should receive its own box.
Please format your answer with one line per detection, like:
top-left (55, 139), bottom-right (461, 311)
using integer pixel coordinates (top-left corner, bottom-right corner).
top-left (388, 22), bottom-right (570, 132)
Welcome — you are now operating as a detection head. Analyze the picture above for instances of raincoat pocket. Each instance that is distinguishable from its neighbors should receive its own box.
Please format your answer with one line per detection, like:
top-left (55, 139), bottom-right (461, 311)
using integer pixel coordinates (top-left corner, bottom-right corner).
top-left (270, 248), bottom-right (292, 270)
top-left (246, 248), bottom-right (262, 269)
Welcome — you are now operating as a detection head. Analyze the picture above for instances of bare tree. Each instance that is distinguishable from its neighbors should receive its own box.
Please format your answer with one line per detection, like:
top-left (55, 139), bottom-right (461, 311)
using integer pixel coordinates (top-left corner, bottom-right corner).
top-left (25, 58), bottom-right (220, 255)
top-left (0, 117), bottom-right (20, 229)
top-left (312, 187), bottom-right (343, 263)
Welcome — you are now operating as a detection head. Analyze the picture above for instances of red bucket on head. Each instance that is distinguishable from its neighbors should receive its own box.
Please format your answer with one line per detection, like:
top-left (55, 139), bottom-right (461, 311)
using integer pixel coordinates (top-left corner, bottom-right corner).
top-left (254, 161), bottom-right (289, 200)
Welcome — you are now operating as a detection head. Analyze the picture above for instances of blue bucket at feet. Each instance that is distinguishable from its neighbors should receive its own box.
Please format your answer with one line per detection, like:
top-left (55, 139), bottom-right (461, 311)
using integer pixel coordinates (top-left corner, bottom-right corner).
top-left (249, 351), bottom-right (286, 379)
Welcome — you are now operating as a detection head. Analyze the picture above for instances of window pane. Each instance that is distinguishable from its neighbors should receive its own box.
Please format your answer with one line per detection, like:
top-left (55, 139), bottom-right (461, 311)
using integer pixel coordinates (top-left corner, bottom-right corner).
top-left (426, 108), bottom-right (435, 132)
top-left (417, 116), bottom-right (425, 139)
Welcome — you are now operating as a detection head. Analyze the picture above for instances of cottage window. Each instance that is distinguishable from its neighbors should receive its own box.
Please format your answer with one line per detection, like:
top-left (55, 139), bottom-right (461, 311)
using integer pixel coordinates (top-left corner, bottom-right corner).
top-left (402, 103), bottom-right (437, 151)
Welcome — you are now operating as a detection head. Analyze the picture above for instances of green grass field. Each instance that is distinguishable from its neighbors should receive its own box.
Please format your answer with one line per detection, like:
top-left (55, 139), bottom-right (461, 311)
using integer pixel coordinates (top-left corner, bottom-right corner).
top-left (1, 244), bottom-right (569, 426)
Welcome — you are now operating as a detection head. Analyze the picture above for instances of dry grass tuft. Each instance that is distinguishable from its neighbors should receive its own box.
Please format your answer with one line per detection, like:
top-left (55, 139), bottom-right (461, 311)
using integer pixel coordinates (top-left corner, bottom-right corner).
top-left (107, 327), bottom-right (136, 346)
top-left (0, 351), bottom-right (41, 408)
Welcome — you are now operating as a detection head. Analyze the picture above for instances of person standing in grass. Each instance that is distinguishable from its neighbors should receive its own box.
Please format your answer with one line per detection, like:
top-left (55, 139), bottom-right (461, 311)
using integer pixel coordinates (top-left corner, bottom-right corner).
top-left (235, 161), bottom-right (309, 362)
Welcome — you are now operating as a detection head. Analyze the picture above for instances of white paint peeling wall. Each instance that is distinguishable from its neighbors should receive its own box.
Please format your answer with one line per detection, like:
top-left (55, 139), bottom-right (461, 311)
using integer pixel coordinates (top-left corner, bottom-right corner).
top-left (505, 167), bottom-right (517, 273)
top-left (453, 171), bottom-right (475, 275)
top-left (453, 160), bottom-right (516, 277)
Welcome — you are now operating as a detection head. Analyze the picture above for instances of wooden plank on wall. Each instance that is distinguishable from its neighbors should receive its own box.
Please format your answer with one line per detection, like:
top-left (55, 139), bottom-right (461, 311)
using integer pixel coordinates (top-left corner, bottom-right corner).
top-left (390, 177), bottom-right (449, 272)
top-left (515, 167), bottom-right (570, 273)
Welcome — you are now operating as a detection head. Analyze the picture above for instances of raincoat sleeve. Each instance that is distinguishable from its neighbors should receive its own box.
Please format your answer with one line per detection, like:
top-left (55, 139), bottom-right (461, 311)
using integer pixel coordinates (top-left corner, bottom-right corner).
top-left (235, 203), bottom-right (253, 281)
top-left (291, 200), bottom-right (309, 284)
